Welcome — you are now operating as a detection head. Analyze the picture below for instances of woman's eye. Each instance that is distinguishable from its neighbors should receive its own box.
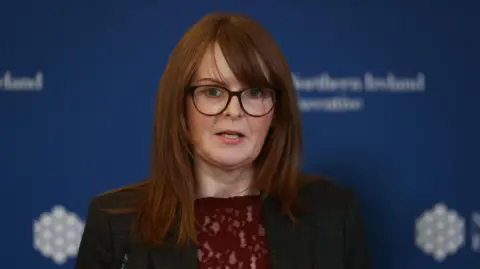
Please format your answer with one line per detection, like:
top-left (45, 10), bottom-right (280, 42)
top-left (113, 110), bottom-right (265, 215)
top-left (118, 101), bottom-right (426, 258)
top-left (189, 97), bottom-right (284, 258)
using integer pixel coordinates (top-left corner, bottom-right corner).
top-left (249, 88), bottom-right (262, 96)
top-left (206, 88), bottom-right (222, 96)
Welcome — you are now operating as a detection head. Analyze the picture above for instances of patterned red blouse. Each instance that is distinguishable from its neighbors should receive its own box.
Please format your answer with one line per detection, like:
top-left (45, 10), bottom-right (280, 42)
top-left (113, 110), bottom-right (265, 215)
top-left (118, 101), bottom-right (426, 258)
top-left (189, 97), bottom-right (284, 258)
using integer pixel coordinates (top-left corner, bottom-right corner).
top-left (195, 195), bottom-right (271, 269)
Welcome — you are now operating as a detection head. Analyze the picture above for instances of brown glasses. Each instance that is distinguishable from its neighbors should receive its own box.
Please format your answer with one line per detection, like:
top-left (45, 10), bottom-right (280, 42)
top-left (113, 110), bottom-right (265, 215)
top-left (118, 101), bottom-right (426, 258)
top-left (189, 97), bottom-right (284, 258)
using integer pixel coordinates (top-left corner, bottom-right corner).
top-left (186, 85), bottom-right (276, 117)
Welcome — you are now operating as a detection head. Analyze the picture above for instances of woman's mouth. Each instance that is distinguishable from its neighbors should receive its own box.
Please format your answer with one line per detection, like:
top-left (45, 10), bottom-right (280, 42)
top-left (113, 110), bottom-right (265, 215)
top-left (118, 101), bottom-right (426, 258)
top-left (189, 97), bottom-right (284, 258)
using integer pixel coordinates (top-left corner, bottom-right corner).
top-left (215, 131), bottom-right (245, 144)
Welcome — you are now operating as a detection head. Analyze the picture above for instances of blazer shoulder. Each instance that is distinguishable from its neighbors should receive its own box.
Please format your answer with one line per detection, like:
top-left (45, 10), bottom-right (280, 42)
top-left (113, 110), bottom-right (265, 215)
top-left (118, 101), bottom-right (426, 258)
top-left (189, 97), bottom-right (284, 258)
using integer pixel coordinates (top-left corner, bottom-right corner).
top-left (92, 183), bottom-right (145, 210)
top-left (88, 182), bottom-right (146, 232)
top-left (296, 175), bottom-right (373, 267)
top-left (75, 184), bottom-right (144, 269)
top-left (297, 173), bottom-right (356, 212)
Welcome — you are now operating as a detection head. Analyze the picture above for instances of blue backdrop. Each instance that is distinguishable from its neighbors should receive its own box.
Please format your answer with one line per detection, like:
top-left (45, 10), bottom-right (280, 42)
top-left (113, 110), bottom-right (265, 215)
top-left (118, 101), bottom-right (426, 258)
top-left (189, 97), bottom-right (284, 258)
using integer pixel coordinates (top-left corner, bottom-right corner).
top-left (1, 0), bottom-right (479, 268)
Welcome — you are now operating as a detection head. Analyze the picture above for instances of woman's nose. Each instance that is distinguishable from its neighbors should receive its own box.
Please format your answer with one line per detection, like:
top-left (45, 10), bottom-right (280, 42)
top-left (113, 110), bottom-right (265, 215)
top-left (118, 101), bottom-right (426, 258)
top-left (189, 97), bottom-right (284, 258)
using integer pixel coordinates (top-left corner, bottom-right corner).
top-left (223, 95), bottom-right (244, 118)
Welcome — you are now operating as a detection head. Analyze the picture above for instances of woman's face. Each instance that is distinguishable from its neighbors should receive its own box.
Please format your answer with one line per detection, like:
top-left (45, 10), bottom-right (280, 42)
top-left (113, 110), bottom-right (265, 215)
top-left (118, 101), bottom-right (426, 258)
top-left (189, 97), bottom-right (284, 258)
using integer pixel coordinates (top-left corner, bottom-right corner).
top-left (186, 44), bottom-right (274, 169)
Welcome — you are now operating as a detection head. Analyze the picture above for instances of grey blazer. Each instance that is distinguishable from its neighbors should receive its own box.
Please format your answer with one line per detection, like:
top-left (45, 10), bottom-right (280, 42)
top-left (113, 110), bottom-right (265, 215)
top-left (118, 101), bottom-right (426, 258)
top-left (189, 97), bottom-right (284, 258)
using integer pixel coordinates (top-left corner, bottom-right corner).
top-left (74, 174), bottom-right (373, 269)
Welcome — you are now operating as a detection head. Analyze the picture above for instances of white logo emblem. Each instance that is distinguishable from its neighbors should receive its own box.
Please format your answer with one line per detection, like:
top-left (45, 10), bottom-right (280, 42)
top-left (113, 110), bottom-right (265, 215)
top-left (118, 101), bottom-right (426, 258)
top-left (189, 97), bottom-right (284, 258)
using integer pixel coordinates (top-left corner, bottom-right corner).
top-left (415, 203), bottom-right (465, 261)
top-left (33, 205), bottom-right (85, 265)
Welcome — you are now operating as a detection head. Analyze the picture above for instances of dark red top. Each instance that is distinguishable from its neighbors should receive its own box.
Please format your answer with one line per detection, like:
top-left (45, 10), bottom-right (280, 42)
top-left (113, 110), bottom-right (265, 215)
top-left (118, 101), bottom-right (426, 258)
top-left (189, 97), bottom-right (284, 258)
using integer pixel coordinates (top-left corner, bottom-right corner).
top-left (195, 195), bottom-right (271, 269)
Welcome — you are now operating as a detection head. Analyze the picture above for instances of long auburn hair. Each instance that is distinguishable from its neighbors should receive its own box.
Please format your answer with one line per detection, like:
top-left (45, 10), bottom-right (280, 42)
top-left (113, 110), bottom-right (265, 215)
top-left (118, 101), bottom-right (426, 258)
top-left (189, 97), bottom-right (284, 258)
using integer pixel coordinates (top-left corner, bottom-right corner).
top-left (108, 12), bottom-right (304, 247)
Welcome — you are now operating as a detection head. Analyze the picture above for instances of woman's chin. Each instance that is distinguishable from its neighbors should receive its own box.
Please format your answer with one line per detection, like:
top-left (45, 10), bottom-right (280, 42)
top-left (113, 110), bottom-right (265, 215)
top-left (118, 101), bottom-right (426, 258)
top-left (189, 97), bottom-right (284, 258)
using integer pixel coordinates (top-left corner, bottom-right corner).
top-left (211, 154), bottom-right (252, 168)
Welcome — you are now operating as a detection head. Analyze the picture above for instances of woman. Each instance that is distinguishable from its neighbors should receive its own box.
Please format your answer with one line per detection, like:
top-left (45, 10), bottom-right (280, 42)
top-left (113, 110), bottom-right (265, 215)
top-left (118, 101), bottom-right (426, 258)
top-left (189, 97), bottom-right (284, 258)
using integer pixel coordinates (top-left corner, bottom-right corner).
top-left (75, 12), bottom-right (372, 269)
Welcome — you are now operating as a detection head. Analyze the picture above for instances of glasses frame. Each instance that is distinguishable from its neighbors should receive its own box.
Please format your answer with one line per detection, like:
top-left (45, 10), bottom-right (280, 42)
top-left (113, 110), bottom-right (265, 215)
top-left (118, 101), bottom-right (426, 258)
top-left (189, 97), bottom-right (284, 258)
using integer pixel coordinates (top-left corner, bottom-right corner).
top-left (186, 84), bottom-right (277, 117)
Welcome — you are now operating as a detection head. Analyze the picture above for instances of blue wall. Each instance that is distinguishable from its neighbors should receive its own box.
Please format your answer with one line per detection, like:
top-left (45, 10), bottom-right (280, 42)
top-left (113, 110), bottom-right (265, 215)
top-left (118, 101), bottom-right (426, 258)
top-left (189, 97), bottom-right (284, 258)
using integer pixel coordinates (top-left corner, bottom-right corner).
top-left (1, 0), bottom-right (478, 268)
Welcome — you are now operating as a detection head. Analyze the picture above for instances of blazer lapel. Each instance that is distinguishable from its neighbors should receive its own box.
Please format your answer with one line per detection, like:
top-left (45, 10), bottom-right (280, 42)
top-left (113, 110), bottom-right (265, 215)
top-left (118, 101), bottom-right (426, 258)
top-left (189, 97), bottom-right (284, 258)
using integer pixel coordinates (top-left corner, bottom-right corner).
top-left (123, 241), bottom-right (150, 269)
top-left (262, 196), bottom-right (314, 269)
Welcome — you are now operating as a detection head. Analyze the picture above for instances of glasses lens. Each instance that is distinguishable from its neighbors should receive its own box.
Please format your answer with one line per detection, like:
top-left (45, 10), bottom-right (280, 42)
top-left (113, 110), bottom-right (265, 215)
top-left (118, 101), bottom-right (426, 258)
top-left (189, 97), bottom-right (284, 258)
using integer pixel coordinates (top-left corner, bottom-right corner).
top-left (193, 86), bottom-right (229, 115)
top-left (241, 88), bottom-right (275, 116)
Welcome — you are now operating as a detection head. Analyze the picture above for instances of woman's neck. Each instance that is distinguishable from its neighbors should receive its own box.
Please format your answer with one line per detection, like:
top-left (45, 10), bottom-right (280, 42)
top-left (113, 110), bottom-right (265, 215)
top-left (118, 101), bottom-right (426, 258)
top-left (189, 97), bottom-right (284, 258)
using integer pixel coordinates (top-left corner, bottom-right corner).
top-left (194, 159), bottom-right (256, 198)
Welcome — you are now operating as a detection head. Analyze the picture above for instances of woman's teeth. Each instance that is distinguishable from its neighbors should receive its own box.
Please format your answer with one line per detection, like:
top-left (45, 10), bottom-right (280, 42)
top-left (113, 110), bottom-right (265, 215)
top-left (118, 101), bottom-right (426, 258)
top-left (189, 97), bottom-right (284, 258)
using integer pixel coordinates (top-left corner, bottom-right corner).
top-left (221, 133), bottom-right (240, 138)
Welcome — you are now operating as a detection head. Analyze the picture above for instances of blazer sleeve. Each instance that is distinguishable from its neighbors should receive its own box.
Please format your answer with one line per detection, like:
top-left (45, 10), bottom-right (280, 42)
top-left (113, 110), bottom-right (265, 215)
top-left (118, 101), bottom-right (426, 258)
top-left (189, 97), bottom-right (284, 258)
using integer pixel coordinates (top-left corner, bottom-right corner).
top-left (344, 190), bottom-right (373, 269)
top-left (75, 197), bottom-right (114, 269)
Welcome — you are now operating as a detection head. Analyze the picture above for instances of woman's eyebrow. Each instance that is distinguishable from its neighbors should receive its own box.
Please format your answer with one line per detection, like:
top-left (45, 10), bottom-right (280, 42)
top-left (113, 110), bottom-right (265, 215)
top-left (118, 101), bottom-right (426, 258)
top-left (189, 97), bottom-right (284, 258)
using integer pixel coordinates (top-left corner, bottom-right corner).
top-left (194, 78), bottom-right (226, 85)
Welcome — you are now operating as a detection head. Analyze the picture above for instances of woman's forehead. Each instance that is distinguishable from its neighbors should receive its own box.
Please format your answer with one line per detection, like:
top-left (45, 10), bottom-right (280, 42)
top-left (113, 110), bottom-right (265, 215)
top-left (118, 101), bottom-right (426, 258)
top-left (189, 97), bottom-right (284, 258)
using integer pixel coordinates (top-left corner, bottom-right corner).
top-left (193, 43), bottom-right (270, 87)
top-left (195, 44), bottom-right (235, 83)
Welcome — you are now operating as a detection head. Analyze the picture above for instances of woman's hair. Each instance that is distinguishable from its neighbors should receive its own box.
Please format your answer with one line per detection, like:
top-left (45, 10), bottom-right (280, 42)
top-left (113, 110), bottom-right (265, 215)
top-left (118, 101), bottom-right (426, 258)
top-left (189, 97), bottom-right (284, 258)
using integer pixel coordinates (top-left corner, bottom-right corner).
top-left (109, 12), bottom-right (303, 246)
